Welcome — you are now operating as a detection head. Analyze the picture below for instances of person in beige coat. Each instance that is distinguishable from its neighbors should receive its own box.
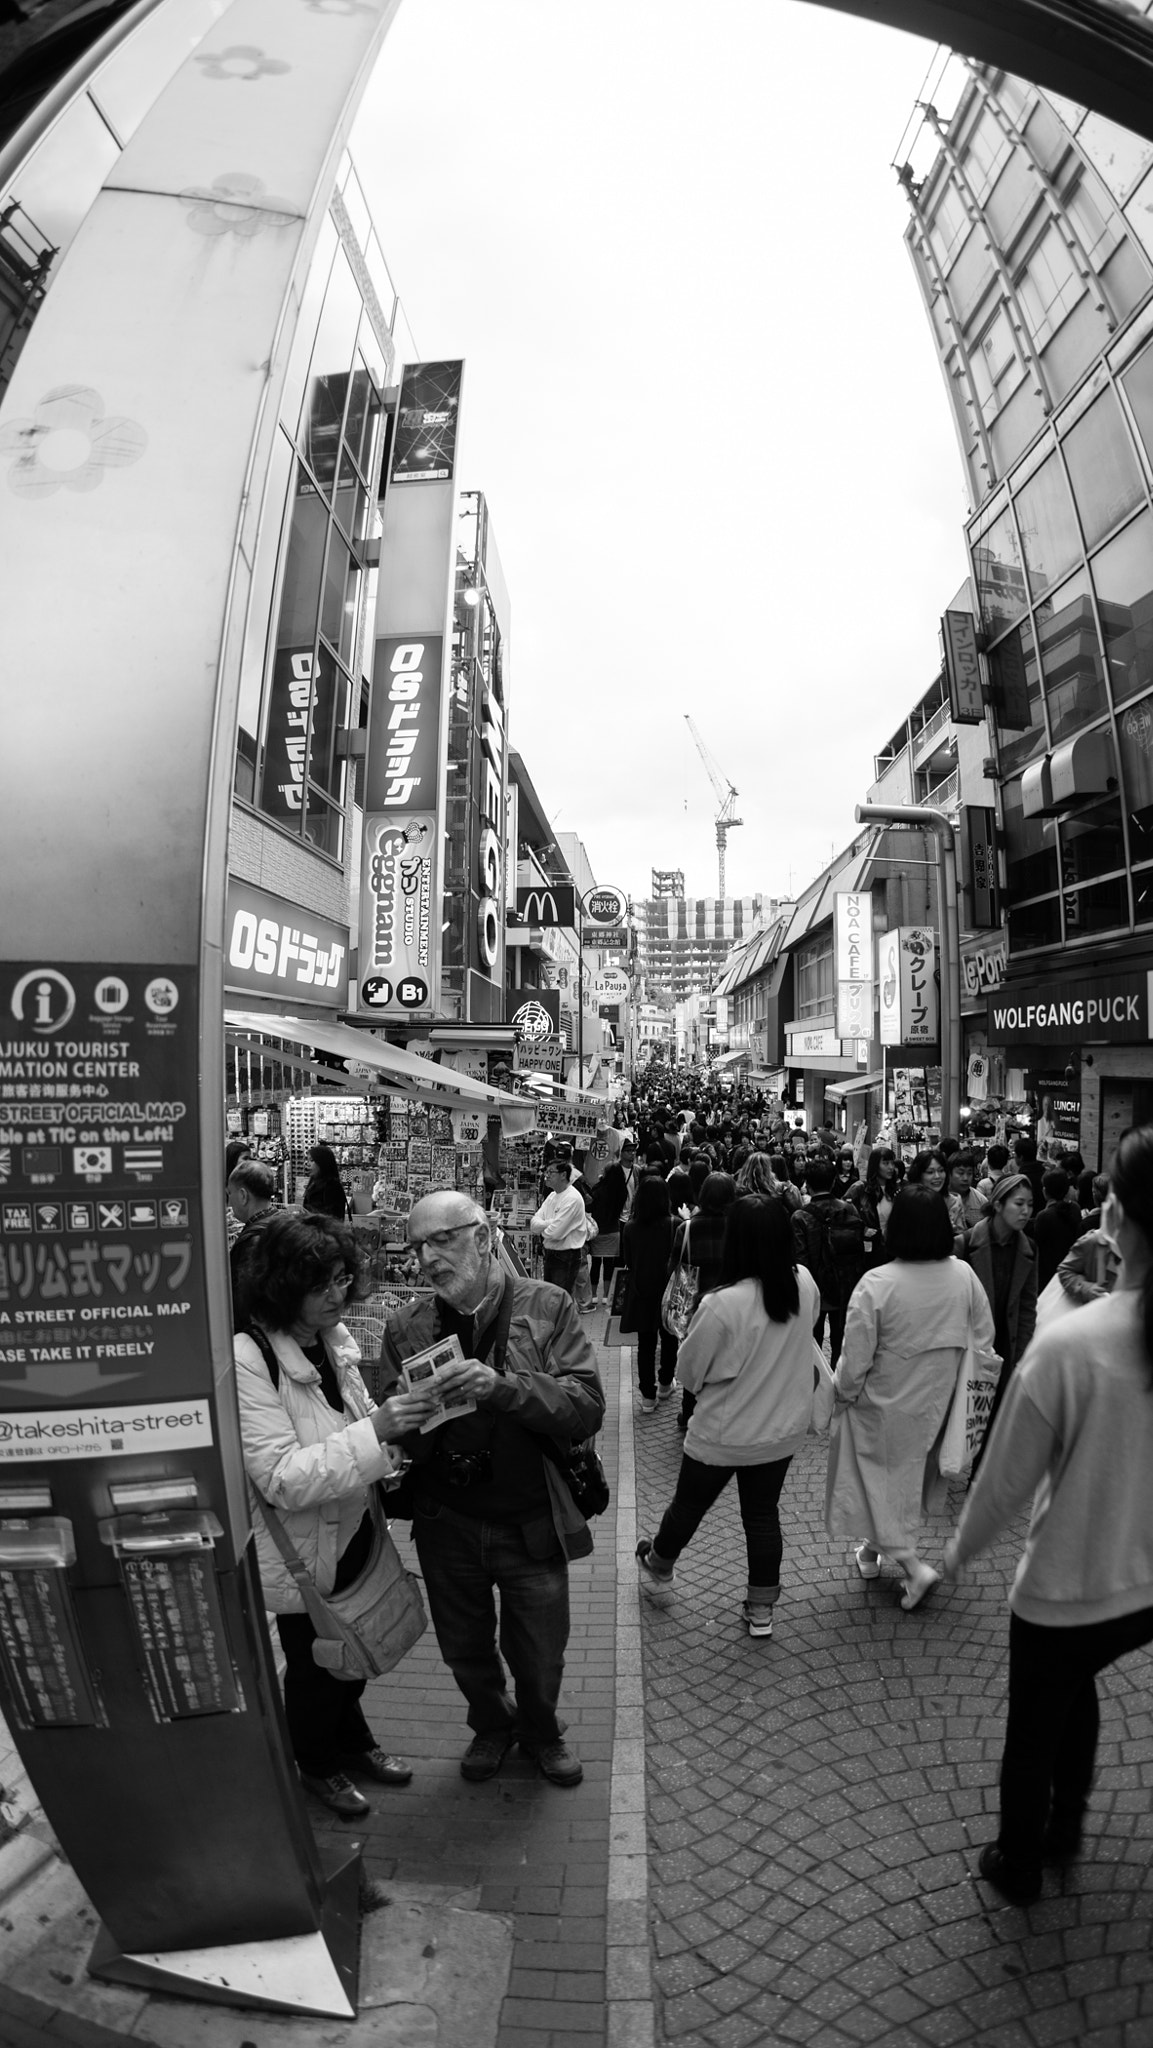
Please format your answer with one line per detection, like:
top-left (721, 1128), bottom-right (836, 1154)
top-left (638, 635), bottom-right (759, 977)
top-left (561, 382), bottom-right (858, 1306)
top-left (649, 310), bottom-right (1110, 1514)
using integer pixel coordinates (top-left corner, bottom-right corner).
top-left (825, 1186), bottom-right (998, 1611)
top-left (233, 1210), bottom-right (437, 1818)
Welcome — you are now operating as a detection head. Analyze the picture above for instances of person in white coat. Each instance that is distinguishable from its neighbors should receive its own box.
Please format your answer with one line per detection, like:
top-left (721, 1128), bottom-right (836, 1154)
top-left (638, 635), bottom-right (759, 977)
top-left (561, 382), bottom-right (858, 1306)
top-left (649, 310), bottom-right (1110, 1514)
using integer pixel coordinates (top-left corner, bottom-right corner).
top-left (635, 1194), bottom-right (820, 1639)
top-left (824, 1185), bottom-right (998, 1612)
top-left (233, 1210), bottom-right (438, 1818)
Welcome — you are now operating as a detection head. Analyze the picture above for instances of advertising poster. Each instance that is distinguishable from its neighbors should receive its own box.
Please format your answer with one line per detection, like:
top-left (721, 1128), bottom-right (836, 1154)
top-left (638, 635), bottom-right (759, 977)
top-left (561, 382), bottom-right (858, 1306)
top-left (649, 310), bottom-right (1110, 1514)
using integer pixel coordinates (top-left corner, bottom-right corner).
top-left (358, 634), bottom-right (444, 1022)
top-left (391, 361), bottom-right (463, 484)
top-left (0, 962), bottom-right (207, 1423)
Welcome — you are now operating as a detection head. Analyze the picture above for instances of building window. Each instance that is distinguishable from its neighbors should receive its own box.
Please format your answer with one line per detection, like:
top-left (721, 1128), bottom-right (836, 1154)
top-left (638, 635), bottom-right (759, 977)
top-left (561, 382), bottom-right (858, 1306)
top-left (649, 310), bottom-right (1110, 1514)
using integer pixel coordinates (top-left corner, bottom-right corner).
top-left (1092, 509), bottom-right (1153, 707)
top-left (795, 934), bottom-right (833, 1018)
top-left (1119, 694), bottom-right (1153, 867)
top-left (1121, 340), bottom-right (1153, 472)
top-left (1001, 775), bottom-right (1059, 899)
top-left (1058, 792), bottom-right (1125, 888)
top-left (1034, 569), bottom-right (1107, 742)
top-left (243, 229), bottom-right (388, 863)
top-left (964, 107), bottom-right (1013, 204)
top-left (1061, 385), bottom-right (1145, 548)
top-left (1017, 224), bottom-right (1084, 345)
top-left (1013, 451), bottom-right (1080, 598)
top-left (973, 506), bottom-right (1029, 637)
top-left (990, 618), bottom-right (1048, 775)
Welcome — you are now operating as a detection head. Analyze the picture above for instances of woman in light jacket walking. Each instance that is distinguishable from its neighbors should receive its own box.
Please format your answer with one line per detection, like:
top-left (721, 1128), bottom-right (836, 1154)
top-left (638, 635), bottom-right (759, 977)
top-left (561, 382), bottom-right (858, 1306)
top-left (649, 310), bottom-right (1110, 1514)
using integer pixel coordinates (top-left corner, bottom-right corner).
top-left (636, 1195), bottom-right (819, 1639)
top-left (233, 1211), bottom-right (436, 1817)
top-left (825, 1185), bottom-right (998, 1611)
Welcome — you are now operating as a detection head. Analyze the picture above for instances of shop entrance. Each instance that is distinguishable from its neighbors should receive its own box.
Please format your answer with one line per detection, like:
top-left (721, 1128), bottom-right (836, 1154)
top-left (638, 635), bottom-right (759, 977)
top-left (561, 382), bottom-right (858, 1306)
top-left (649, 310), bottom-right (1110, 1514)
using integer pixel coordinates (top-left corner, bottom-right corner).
top-left (1098, 1079), bottom-right (1153, 1168)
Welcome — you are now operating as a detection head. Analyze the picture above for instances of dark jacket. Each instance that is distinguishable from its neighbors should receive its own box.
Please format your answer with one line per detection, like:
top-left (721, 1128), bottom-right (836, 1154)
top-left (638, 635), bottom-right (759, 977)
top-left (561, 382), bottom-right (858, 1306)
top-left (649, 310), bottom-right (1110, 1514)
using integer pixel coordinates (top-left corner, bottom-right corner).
top-left (377, 1266), bottom-right (604, 1560)
top-left (302, 1172), bottom-right (348, 1220)
top-left (621, 1217), bottom-right (674, 1334)
top-left (589, 1163), bottom-right (628, 1234)
top-left (1033, 1200), bottom-right (1087, 1292)
top-left (965, 1217), bottom-right (1037, 1370)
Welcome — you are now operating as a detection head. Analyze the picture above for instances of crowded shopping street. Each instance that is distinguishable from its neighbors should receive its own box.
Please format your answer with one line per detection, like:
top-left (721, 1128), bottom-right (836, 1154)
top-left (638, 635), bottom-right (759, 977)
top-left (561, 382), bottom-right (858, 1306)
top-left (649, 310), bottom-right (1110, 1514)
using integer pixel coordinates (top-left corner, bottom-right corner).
top-left (7, 0), bottom-right (1153, 2043)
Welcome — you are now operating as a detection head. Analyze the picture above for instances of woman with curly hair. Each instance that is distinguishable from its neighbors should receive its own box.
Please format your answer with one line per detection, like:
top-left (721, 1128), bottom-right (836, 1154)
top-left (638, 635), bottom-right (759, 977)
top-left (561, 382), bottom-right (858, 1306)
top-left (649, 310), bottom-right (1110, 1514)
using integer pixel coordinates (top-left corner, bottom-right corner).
top-left (232, 1211), bottom-right (437, 1818)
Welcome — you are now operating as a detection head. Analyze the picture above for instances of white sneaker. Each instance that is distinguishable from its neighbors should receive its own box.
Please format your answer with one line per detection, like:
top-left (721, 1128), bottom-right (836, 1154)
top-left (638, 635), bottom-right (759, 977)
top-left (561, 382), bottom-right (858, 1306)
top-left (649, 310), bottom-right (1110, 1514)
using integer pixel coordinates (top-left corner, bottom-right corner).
top-left (741, 1602), bottom-right (773, 1639)
top-left (640, 1397), bottom-right (657, 1414)
top-left (854, 1546), bottom-right (881, 1580)
top-left (657, 1381), bottom-right (677, 1402)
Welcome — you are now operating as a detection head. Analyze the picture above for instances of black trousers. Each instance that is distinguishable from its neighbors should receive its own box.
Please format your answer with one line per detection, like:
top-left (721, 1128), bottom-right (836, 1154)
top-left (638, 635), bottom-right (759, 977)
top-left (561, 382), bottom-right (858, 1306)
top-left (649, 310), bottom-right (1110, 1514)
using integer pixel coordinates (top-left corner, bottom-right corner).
top-left (276, 1612), bottom-right (376, 1777)
top-left (999, 1604), bottom-right (1153, 1869)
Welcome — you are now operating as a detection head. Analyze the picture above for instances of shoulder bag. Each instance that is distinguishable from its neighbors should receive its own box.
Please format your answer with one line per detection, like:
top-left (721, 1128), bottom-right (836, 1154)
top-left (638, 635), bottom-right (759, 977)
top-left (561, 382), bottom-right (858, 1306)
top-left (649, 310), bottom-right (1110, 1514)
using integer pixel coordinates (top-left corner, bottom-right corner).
top-left (256, 1490), bottom-right (427, 1681)
top-left (661, 1219), bottom-right (698, 1341)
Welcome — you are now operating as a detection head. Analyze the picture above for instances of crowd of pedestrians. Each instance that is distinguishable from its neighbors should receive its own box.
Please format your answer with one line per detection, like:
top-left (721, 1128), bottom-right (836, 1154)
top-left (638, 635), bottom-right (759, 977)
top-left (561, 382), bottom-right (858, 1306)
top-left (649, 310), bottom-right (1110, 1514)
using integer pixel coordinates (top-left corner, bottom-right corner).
top-left (614, 1069), bottom-right (1149, 1907)
top-left (220, 1067), bottom-right (1152, 1916)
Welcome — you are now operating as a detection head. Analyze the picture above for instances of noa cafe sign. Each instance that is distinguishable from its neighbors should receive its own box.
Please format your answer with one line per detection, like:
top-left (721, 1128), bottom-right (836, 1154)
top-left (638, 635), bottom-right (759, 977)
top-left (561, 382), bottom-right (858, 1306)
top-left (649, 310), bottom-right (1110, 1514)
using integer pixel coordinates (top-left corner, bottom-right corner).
top-left (582, 884), bottom-right (627, 926)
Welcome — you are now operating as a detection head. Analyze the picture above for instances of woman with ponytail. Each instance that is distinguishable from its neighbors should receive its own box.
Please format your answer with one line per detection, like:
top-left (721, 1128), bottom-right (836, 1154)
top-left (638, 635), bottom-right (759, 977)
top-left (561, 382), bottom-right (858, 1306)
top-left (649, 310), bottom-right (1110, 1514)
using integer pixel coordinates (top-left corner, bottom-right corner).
top-left (944, 1127), bottom-right (1153, 1907)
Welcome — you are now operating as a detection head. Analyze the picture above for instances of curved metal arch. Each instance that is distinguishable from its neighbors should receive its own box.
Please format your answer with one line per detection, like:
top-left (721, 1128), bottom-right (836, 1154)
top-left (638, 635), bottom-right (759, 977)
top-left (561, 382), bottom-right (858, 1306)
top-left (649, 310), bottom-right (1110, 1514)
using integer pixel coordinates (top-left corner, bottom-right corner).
top-left (802, 0), bottom-right (1153, 144)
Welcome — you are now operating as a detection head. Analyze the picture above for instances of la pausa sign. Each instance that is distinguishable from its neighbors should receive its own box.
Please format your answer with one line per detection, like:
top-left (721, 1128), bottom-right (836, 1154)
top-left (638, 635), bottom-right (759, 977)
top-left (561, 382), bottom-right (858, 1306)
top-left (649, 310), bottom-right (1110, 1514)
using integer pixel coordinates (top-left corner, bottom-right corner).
top-left (988, 968), bottom-right (1153, 1044)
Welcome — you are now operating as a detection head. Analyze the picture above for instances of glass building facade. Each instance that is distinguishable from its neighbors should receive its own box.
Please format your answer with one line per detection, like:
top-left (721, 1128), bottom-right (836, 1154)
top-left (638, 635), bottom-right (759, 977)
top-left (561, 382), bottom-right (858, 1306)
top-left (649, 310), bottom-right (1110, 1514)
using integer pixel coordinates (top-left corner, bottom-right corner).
top-left (902, 48), bottom-right (1153, 966)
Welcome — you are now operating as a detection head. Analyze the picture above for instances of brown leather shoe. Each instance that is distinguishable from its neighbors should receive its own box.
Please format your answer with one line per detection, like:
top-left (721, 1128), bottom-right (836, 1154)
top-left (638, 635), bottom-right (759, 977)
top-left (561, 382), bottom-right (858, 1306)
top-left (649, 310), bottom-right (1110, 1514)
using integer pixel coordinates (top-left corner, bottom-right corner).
top-left (300, 1770), bottom-right (370, 1818)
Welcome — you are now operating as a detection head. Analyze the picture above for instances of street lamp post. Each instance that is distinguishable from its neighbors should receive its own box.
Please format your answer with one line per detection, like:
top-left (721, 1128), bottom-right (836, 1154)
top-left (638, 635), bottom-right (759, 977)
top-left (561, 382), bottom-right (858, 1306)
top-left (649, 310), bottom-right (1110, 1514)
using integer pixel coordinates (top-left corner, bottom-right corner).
top-left (855, 804), bottom-right (962, 1140)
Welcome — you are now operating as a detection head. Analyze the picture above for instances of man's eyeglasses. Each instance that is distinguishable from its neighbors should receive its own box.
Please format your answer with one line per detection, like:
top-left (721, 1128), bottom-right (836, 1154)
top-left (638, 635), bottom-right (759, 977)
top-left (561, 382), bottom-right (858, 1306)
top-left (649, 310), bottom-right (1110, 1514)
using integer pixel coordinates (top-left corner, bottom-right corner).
top-left (409, 1222), bottom-right (481, 1257)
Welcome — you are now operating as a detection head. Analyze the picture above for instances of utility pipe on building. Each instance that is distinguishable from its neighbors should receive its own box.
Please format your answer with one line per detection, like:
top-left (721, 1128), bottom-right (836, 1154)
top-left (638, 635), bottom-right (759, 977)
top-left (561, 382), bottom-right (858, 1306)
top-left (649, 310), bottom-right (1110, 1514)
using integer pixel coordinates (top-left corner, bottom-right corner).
top-left (855, 804), bottom-right (962, 1141)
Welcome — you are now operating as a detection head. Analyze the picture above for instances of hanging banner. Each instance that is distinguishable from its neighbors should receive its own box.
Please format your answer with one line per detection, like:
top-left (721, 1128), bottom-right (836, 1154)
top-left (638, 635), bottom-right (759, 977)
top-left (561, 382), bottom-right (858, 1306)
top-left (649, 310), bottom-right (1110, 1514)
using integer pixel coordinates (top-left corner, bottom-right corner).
top-left (879, 928), bottom-right (939, 1046)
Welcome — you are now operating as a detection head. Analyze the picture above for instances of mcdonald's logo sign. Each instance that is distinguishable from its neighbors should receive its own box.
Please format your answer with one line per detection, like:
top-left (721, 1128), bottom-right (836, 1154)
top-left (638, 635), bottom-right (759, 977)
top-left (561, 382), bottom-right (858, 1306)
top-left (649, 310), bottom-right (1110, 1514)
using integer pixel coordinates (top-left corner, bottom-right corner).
top-left (516, 884), bottom-right (576, 927)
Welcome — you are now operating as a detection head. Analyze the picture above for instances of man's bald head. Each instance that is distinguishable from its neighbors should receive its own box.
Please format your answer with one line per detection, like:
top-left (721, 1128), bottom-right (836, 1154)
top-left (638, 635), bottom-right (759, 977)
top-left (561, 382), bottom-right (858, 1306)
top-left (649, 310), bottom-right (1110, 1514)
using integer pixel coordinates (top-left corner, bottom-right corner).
top-left (407, 1192), bottom-right (493, 1309)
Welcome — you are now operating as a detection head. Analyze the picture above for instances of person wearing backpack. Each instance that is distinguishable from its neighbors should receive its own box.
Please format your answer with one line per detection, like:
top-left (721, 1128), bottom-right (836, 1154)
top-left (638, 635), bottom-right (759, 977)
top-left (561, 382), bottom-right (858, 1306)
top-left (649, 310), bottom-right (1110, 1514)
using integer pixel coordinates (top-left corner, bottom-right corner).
top-left (791, 1155), bottom-right (866, 1365)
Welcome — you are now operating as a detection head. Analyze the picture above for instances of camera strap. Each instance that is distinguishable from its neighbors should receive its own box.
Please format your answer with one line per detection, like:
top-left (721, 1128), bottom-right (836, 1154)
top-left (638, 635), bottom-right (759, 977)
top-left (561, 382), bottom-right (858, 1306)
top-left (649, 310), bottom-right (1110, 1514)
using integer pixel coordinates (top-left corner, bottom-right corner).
top-left (472, 1272), bottom-right (515, 1375)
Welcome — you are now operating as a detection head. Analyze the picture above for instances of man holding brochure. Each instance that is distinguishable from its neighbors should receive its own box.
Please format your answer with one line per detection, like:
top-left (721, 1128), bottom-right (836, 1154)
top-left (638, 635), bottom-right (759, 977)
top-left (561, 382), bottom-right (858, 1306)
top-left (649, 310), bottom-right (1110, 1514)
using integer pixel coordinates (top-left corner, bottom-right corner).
top-left (378, 1193), bottom-right (604, 1786)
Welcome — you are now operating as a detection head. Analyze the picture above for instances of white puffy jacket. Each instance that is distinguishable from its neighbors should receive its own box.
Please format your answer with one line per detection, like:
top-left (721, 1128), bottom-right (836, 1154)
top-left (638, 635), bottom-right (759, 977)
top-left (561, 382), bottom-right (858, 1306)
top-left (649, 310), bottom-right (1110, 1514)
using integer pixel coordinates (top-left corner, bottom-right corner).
top-left (234, 1323), bottom-right (400, 1611)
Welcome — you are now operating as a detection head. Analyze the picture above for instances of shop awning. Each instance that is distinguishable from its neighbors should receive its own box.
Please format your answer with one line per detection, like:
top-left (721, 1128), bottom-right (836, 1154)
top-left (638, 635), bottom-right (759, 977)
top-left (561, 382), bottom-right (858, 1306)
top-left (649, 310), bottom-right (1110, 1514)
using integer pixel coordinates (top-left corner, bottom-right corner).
top-left (712, 1048), bottom-right (751, 1069)
top-left (824, 1070), bottom-right (884, 1101)
top-left (223, 1009), bottom-right (537, 1129)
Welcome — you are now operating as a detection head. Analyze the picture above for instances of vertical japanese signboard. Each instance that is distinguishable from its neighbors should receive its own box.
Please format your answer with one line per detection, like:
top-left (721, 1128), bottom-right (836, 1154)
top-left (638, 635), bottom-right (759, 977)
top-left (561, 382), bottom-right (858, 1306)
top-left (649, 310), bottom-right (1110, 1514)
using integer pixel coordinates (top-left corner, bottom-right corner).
top-left (878, 929), bottom-right (938, 1047)
top-left (834, 892), bottom-right (873, 1043)
top-left (943, 609), bottom-right (983, 724)
top-left (959, 807), bottom-right (999, 929)
top-left (357, 635), bottom-right (443, 1022)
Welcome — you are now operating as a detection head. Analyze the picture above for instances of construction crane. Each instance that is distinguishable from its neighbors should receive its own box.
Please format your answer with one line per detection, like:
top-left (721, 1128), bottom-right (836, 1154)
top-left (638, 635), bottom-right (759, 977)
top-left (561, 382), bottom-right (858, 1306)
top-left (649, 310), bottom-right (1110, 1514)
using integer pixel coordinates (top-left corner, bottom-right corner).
top-left (684, 715), bottom-right (743, 898)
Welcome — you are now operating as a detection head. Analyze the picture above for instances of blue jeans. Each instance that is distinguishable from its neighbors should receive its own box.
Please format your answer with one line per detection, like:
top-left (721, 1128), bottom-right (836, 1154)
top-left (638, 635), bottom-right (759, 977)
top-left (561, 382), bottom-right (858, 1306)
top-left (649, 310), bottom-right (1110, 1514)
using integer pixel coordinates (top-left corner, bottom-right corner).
top-left (999, 1604), bottom-right (1153, 1868)
top-left (412, 1497), bottom-right (569, 1745)
top-left (654, 1452), bottom-right (792, 1594)
top-left (543, 1248), bottom-right (581, 1295)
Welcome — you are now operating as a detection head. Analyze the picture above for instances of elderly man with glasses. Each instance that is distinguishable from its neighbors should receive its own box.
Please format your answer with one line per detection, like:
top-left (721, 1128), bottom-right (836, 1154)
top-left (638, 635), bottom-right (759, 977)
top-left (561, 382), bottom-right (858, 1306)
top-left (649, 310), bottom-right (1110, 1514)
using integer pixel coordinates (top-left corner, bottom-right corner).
top-left (378, 1192), bottom-right (604, 1787)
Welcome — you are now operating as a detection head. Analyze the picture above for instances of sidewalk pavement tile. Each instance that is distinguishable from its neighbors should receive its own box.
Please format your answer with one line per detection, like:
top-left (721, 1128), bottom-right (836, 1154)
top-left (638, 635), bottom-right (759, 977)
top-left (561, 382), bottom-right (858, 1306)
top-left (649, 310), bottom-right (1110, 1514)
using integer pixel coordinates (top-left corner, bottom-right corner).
top-left (633, 1391), bottom-right (1153, 2048)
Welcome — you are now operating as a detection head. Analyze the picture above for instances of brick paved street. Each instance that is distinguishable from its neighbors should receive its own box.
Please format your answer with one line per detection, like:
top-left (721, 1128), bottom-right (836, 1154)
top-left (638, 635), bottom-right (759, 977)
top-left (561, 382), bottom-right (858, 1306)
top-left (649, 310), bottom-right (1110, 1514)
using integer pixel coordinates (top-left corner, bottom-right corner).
top-left (6, 1335), bottom-right (1153, 2047)
top-left (633, 1380), bottom-right (1153, 2048)
top-left (304, 1325), bottom-right (624, 2048)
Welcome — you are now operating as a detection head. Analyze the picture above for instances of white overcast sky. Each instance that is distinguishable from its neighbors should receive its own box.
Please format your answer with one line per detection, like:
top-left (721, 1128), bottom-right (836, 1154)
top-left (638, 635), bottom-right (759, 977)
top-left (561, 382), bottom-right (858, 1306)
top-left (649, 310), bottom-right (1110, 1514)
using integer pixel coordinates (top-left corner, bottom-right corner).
top-left (352, 0), bottom-right (977, 910)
